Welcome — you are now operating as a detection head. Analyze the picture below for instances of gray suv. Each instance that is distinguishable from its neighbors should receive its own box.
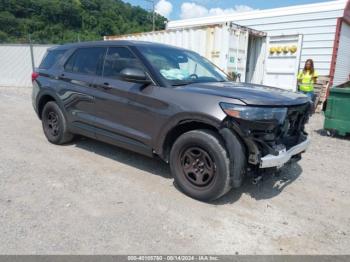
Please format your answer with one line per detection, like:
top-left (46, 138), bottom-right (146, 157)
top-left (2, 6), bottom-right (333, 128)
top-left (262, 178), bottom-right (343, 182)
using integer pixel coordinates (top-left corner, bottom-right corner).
top-left (32, 41), bottom-right (311, 201)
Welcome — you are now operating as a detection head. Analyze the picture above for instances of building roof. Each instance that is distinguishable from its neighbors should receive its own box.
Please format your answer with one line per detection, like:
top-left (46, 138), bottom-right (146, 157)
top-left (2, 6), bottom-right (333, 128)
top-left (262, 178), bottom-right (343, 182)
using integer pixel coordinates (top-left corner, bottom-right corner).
top-left (167, 0), bottom-right (348, 29)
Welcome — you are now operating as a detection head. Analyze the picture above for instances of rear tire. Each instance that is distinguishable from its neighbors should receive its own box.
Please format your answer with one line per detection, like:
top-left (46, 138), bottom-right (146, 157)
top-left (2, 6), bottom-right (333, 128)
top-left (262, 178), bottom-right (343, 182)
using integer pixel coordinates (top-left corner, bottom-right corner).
top-left (41, 101), bottom-right (74, 145)
top-left (170, 130), bottom-right (231, 201)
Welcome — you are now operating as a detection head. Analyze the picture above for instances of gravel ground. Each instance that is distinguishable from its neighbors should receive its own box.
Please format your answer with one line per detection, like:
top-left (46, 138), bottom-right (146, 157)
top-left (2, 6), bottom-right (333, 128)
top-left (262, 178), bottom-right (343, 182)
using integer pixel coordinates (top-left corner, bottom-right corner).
top-left (0, 86), bottom-right (349, 255)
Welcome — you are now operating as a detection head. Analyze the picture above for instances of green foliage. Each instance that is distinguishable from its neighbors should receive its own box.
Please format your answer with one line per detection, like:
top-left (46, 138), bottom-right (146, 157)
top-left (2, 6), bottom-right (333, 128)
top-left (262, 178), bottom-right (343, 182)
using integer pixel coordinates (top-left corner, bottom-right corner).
top-left (0, 0), bottom-right (167, 44)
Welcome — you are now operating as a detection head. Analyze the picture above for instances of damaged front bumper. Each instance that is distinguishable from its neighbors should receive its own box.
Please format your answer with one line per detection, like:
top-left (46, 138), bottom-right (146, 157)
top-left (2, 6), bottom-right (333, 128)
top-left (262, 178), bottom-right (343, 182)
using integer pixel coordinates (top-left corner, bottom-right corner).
top-left (222, 102), bottom-right (312, 170)
top-left (259, 136), bottom-right (310, 168)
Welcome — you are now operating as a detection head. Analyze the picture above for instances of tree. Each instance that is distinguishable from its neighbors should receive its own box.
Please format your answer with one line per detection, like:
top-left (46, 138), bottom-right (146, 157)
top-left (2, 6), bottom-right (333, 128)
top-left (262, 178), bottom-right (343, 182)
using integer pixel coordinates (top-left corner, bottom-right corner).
top-left (0, 0), bottom-right (167, 44)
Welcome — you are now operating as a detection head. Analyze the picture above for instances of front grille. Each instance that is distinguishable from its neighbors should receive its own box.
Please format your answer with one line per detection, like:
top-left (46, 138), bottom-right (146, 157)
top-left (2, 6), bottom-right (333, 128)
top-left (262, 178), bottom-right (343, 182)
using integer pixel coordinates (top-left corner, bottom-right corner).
top-left (280, 103), bottom-right (310, 148)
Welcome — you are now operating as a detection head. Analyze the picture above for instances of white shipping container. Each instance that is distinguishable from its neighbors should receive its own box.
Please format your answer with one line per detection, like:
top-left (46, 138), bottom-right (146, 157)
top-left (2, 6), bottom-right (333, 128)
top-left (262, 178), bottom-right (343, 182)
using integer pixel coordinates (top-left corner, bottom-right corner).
top-left (105, 23), bottom-right (266, 83)
top-left (105, 24), bottom-right (311, 90)
top-left (263, 35), bottom-right (303, 91)
top-left (165, 0), bottom-right (350, 87)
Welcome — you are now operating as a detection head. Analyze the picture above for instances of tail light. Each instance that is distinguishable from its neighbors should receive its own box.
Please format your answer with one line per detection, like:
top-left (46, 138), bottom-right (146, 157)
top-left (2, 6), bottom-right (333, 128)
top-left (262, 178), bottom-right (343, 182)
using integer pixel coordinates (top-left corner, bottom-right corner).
top-left (31, 72), bottom-right (39, 82)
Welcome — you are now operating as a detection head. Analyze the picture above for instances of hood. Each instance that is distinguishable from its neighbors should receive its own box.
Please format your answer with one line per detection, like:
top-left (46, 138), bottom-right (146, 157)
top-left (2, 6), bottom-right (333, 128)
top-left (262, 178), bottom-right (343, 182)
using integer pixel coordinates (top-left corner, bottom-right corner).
top-left (178, 82), bottom-right (309, 106)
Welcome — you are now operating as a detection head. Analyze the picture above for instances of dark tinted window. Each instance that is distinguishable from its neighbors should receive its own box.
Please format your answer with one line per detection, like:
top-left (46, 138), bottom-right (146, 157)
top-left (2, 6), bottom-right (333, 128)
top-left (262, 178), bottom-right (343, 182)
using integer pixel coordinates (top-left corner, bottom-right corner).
top-left (39, 50), bottom-right (66, 69)
top-left (103, 47), bottom-right (144, 79)
top-left (64, 47), bottom-right (106, 75)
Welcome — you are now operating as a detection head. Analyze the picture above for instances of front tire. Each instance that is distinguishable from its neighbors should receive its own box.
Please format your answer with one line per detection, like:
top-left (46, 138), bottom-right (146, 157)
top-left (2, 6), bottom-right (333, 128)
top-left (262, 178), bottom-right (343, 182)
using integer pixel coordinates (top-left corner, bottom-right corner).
top-left (41, 101), bottom-right (73, 145)
top-left (170, 130), bottom-right (231, 201)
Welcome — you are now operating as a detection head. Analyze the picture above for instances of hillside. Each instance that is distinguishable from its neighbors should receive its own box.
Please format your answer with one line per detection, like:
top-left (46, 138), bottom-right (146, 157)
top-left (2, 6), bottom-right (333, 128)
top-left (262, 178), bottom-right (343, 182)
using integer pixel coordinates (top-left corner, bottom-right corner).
top-left (0, 0), bottom-right (167, 44)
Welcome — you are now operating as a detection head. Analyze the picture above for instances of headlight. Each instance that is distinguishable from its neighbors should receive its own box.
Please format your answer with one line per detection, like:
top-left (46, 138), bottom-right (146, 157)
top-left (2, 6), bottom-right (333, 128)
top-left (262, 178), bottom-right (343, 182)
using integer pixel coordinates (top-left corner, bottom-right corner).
top-left (220, 103), bottom-right (287, 124)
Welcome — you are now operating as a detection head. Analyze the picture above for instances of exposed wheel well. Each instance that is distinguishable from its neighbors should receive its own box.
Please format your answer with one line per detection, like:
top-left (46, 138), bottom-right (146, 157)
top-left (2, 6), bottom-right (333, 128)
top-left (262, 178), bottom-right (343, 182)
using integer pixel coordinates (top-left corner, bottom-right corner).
top-left (162, 121), bottom-right (220, 162)
top-left (38, 95), bottom-right (56, 119)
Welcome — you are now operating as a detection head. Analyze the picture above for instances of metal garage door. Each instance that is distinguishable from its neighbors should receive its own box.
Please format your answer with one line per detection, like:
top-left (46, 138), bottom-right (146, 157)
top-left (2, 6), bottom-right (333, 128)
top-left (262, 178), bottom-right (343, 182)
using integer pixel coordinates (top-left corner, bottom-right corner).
top-left (333, 21), bottom-right (350, 86)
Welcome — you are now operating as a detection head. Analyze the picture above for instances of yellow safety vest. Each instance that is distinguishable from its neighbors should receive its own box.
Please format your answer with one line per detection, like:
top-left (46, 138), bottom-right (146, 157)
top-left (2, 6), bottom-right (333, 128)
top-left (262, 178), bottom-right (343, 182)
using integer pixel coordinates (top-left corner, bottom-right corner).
top-left (298, 70), bottom-right (318, 92)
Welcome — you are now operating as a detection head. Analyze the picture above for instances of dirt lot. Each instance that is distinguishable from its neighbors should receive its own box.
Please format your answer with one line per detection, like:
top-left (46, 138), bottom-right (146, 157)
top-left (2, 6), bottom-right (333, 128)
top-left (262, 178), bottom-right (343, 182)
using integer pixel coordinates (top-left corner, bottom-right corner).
top-left (0, 86), bottom-right (349, 254)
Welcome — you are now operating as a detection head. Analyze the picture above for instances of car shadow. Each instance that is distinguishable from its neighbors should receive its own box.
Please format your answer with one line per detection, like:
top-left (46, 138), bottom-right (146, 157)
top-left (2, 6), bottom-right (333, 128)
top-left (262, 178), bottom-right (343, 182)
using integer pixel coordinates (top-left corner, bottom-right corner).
top-left (212, 163), bottom-right (302, 205)
top-left (315, 128), bottom-right (350, 140)
top-left (73, 136), bottom-right (172, 179)
top-left (72, 136), bottom-right (302, 204)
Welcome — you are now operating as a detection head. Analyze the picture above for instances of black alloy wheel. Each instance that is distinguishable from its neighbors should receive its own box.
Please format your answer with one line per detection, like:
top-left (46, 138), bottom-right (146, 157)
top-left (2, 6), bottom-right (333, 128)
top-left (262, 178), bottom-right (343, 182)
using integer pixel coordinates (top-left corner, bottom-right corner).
top-left (170, 129), bottom-right (234, 201)
top-left (180, 146), bottom-right (216, 188)
top-left (44, 111), bottom-right (60, 137)
top-left (41, 101), bottom-right (74, 144)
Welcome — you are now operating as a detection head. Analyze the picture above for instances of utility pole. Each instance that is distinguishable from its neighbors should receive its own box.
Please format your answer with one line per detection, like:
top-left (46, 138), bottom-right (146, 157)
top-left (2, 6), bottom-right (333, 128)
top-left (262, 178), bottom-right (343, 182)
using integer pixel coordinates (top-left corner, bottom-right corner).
top-left (28, 34), bottom-right (35, 72)
top-left (144, 0), bottom-right (155, 31)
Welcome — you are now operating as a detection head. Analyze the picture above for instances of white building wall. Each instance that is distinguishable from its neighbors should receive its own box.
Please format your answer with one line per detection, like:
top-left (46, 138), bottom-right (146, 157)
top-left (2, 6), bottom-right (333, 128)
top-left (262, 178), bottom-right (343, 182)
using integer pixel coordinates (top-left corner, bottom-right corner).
top-left (167, 1), bottom-right (348, 77)
top-left (233, 13), bottom-right (341, 76)
top-left (0, 44), bottom-right (53, 87)
top-left (333, 21), bottom-right (350, 85)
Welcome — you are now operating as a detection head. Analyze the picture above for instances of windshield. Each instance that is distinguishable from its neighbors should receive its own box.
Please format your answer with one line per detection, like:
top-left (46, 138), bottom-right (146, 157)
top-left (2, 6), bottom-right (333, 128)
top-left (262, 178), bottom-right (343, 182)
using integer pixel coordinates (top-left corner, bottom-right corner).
top-left (138, 46), bottom-right (230, 86)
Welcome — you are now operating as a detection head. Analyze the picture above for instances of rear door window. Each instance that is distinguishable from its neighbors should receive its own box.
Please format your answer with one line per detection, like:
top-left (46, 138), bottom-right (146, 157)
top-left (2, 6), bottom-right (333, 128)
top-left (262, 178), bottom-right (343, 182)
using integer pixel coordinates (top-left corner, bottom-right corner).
top-left (39, 49), bottom-right (66, 69)
top-left (103, 47), bottom-right (144, 79)
top-left (64, 47), bottom-right (106, 76)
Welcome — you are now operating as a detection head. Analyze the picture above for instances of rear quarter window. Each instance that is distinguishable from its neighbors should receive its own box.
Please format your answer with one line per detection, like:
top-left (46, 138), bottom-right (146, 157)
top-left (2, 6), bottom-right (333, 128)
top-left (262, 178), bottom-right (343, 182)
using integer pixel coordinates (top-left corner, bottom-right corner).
top-left (39, 50), bottom-right (66, 69)
top-left (64, 47), bottom-right (106, 76)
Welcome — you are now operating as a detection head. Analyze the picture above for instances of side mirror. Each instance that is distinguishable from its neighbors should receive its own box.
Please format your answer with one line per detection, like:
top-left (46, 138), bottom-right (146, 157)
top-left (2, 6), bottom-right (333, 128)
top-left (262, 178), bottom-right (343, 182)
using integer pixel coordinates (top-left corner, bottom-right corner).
top-left (120, 68), bottom-right (151, 84)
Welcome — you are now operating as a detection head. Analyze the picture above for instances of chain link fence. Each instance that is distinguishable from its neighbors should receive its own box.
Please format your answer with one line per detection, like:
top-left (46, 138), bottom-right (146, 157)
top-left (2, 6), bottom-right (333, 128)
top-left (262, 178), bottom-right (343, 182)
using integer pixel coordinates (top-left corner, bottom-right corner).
top-left (0, 44), bottom-right (55, 87)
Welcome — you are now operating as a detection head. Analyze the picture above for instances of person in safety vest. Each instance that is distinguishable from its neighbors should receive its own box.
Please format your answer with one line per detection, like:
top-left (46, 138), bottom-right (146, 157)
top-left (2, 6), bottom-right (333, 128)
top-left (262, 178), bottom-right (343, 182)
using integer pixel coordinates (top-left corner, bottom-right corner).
top-left (297, 59), bottom-right (318, 101)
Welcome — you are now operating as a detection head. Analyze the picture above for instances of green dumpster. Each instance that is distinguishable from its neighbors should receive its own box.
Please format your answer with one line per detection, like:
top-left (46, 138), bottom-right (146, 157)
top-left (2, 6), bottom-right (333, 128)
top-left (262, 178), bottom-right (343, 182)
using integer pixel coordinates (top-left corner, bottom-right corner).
top-left (324, 87), bottom-right (350, 136)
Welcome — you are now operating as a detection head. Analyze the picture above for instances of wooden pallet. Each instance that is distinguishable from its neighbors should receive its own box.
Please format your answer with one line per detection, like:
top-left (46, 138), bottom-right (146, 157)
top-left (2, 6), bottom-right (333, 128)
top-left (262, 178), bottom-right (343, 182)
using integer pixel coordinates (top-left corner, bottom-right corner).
top-left (314, 76), bottom-right (330, 113)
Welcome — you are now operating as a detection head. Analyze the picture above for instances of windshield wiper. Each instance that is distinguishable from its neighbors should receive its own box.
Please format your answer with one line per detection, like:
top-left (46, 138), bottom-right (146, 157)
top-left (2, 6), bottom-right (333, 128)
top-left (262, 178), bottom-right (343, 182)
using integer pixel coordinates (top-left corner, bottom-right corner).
top-left (171, 81), bottom-right (196, 86)
top-left (172, 80), bottom-right (228, 86)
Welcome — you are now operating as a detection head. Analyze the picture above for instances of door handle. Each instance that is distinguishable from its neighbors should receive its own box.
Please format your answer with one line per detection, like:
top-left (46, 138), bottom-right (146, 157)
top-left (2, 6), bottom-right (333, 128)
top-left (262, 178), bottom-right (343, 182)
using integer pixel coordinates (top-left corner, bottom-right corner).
top-left (102, 82), bottom-right (112, 90)
top-left (58, 73), bottom-right (65, 80)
